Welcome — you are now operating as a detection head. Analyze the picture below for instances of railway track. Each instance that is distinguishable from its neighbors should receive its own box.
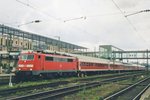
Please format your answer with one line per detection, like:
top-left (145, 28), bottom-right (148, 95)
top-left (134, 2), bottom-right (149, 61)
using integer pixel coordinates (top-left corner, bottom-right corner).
top-left (0, 71), bottom-right (143, 86)
top-left (0, 72), bottom-right (130, 86)
top-left (8, 73), bottom-right (142, 100)
top-left (0, 72), bottom-right (142, 97)
top-left (104, 77), bottom-right (150, 100)
top-left (0, 81), bottom-right (69, 96)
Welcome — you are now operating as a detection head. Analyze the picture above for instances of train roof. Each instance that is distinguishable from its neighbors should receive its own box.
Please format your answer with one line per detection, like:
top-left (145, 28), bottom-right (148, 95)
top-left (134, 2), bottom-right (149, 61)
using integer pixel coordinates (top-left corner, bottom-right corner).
top-left (57, 51), bottom-right (144, 67)
top-left (41, 50), bottom-right (110, 64)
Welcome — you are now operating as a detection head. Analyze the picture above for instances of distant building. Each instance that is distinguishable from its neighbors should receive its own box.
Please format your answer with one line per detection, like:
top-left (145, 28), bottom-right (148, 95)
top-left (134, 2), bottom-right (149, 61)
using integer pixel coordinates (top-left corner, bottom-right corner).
top-left (99, 45), bottom-right (123, 59)
top-left (73, 45), bottom-right (124, 59)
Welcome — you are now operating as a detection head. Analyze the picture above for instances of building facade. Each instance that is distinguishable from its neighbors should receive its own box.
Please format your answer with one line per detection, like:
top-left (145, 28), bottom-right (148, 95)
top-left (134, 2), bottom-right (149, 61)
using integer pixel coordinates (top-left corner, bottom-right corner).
top-left (0, 24), bottom-right (87, 53)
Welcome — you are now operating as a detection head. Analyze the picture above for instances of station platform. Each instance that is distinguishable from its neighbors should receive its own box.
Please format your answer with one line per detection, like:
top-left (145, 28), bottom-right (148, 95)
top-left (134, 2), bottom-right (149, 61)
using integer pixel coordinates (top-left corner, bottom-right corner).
top-left (0, 73), bottom-right (15, 77)
top-left (0, 73), bottom-right (15, 79)
top-left (140, 87), bottom-right (150, 100)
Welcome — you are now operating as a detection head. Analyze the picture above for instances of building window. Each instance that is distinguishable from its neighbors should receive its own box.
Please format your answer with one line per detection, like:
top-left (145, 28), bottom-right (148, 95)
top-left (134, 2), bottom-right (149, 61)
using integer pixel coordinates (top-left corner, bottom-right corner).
top-left (0, 28), bottom-right (2, 32)
top-left (5, 40), bottom-right (7, 46)
top-left (0, 38), bottom-right (2, 45)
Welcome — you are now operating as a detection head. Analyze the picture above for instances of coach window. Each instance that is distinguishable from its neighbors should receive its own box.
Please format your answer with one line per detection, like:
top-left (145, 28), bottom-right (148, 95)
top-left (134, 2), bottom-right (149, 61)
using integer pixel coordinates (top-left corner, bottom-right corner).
top-left (85, 63), bottom-right (89, 66)
top-left (90, 63), bottom-right (93, 66)
top-left (45, 56), bottom-right (53, 61)
top-left (80, 62), bottom-right (83, 66)
top-left (95, 63), bottom-right (98, 67)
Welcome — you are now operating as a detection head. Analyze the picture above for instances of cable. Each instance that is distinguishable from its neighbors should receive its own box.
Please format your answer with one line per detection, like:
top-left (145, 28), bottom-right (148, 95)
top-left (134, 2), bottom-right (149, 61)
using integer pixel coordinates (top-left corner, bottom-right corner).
top-left (15, 0), bottom-right (89, 38)
top-left (15, 0), bottom-right (62, 22)
top-left (111, 0), bottom-right (137, 31)
top-left (16, 0), bottom-right (34, 9)
top-left (86, 12), bottom-right (122, 17)
top-left (64, 16), bottom-right (86, 22)
top-left (111, 0), bottom-right (149, 44)
top-left (125, 9), bottom-right (150, 17)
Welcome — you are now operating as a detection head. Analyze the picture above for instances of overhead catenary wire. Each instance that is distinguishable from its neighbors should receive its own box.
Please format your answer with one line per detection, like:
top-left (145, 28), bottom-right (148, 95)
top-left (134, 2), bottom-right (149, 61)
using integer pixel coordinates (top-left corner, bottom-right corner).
top-left (16, 0), bottom-right (34, 9)
top-left (64, 16), bottom-right (86, 22)
top-left (15, 0), bottom-right (149, 47)
top-left (16, 0), bottom-right (62, 22)
top-left (17, 20), bottom-right (41, 27)
top-left (15, 0), bottom-right (95, 38)
top-left (125, 9), bottom-right (150, 17)
top-left (111, 0), bottom-right (137, 31)
top-left (62, 11), bottom-right (145, 22)
top-left (111, 0), bottom-right (149, 44)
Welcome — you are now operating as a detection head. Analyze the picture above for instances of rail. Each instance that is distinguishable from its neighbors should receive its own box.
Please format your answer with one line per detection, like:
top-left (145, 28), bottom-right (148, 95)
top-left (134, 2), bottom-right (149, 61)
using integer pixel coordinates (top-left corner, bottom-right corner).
top-left (9, 74), bottom-right (141, 100)
top-left (104, 77), bottom-right (150, 100)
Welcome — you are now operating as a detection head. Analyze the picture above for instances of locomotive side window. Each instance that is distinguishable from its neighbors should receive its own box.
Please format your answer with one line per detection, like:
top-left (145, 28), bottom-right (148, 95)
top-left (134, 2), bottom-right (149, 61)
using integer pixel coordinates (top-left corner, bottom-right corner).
top-left (59, 58), bottom-right (68, 62)
top-left (21, 54), bottom-right (34, 60)
top-left (54, 58), bottom-right (66, 62)
top-left (67, 59), bottom-right (73, 62)
top-left (45, 56), bottom-right (73, 62)
top-left (45, 56), bottom-right (54, 61)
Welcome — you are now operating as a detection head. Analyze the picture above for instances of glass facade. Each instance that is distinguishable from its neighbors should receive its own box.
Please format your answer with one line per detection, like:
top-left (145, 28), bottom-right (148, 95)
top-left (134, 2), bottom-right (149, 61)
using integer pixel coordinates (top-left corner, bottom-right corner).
top-left (0, 24), bottom-right (87, 52)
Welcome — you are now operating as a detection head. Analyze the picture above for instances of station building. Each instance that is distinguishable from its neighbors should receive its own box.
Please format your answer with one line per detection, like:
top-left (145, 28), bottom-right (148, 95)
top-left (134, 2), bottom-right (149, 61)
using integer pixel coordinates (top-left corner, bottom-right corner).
top-left (0, 24), bottom-right (87, 53)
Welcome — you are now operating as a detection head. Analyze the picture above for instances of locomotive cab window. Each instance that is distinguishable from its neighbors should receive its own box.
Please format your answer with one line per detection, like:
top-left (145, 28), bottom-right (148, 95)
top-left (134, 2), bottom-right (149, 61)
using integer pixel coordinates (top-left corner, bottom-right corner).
top-left (21, 54), bottom-right (34, 60)
top-left (45, 56), bottom-right (54, 61)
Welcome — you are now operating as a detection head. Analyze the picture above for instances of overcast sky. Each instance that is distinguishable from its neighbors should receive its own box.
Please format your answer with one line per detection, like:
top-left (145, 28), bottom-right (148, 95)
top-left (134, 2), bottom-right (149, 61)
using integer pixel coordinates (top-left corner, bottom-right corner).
top-left (0, 0), bottom-right (150, 51)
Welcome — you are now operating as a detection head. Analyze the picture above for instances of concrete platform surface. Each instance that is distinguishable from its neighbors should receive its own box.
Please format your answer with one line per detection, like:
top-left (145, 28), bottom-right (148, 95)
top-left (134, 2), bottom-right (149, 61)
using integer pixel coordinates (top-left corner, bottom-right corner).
top-left (0, 73), bottom-right (15, 77)
top-left (140, 87), bottom-right (150, 100)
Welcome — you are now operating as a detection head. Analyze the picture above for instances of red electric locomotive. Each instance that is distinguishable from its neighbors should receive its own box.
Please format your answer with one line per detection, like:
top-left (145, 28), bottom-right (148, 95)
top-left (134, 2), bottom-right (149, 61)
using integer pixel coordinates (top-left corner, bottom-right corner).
top-left (16, 50), bottom-right (145, 78)
top-left (16, 51), bottom-right (78, 77)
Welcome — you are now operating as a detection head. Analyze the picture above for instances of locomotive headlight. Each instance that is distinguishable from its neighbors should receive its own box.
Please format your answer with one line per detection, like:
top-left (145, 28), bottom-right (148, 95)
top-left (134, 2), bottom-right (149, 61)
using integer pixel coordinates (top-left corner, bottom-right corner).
top-left (18, 68), bottom-right (21, 70)
top-left (30, 68), bottom-right (32, 71)
top-left (27, 64), bottom-right (33, 67)
top-left (18, 64), bottom-right (24, 67)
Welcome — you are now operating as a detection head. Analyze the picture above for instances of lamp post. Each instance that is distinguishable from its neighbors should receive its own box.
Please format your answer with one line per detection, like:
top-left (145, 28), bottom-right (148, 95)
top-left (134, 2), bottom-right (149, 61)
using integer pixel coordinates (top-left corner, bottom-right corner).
top-left (18, 20), bottom-right (41, 27)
